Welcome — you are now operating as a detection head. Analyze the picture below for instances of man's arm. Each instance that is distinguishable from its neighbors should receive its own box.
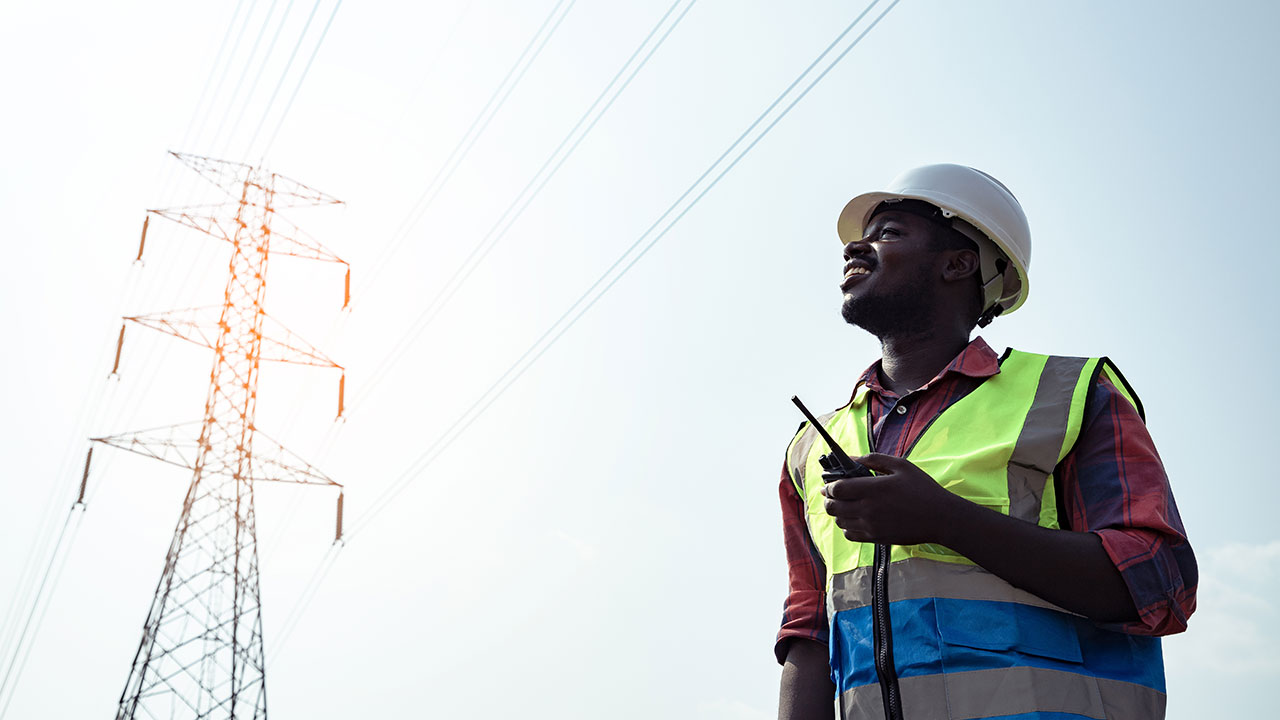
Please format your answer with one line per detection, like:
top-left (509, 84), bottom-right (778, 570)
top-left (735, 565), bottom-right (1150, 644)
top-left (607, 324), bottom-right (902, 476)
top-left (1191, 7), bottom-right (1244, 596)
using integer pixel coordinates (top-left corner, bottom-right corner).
top-left (821, 453), bottom-right (1137, 622)
top-left (924, 481), bottom-right (1136, 622)
top-left (779, 639), bottom-right (835, 720)
top-left (1060, 373), bottom-right (1197, 634)
top-left (776, 465), bottom-right (835, 718)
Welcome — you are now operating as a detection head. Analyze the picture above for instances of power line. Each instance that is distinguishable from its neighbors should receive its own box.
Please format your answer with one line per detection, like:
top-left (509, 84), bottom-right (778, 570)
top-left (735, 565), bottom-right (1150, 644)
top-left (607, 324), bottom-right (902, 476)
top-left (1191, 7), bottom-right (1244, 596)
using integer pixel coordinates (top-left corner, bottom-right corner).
top-left (216, 0), bottom-right (299, 158)
top-left (349, 0), bottom-right (900, 537)
top-left (266, 543), bottom-right (340, 664)
top-left (144, 0), bottom-right (335, 347)
top-left (205, 0), bottom-right (284, 155)
top-left (123, 0), bottom-right (342, 442)
top-left (362, 0), bottom-right (478, 164)
top-left (0, 507), bottom-right (85, 719)
top-left (173, 0), bottom-right (252, 167)
top-left (0, 2), bottom-right (275, 700)
top-left (346, 0), bottom-right (698, 415)
top-left (243, 0), bottom-right (326, 156)
top-left (124, 0), bottom-right (311, 412)
top-left (186, 0), bottom-right (264, 157)
top-left (268, 0), bottom-right (902, 658)
top-left (269, 0), bottom-right (583, 467)
top-left (0, 3), bottom-right (347, 711)
top-left (256, 0), bottom-right (345, 160)
top-left (262, 0), bottom-right (562, 556)
top-left (267, 0), bottom-right (699, 645)
top-left (356, 0), bottom-right (578, 297)
top-left (266, 0), bottom-right (476, 465)
top-left (276, 0), bottom-right (692, 546)
top-left (6, 0), bottom-right (270, 643)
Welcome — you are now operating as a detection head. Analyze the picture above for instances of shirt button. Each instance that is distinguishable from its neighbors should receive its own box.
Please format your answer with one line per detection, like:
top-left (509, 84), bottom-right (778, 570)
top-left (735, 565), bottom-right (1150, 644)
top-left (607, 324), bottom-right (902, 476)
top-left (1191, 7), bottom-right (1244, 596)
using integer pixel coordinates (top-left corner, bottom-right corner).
top-left (895, 405), bottom-right (908, 415)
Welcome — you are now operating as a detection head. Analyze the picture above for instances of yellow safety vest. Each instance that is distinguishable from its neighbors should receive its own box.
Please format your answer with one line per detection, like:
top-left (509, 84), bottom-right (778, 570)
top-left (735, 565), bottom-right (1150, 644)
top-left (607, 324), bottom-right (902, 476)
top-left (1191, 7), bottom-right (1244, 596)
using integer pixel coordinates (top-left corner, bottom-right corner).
top-left (787, 349), bottom-right (1164, 720)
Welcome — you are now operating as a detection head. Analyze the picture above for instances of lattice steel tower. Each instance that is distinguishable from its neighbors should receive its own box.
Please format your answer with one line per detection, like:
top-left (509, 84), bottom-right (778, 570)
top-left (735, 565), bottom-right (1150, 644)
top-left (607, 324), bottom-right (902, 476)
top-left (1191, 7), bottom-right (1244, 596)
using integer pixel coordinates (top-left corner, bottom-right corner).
top-left (89, 152), bottom-right (348, 719)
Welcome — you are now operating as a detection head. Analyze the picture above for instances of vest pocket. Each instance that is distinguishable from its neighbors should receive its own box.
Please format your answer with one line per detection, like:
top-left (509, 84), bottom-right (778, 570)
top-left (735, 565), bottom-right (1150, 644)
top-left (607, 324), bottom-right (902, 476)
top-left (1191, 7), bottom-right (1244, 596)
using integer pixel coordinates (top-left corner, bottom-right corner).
top-left (935, 598), bottom-right (1084, 664)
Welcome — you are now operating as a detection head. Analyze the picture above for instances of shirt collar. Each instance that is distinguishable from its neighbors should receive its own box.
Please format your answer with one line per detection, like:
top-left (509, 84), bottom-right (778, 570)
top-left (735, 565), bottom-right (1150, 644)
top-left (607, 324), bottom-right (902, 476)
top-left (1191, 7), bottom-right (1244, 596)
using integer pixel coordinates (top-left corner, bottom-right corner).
top-left (853, 336), bottom-right (1002, 400)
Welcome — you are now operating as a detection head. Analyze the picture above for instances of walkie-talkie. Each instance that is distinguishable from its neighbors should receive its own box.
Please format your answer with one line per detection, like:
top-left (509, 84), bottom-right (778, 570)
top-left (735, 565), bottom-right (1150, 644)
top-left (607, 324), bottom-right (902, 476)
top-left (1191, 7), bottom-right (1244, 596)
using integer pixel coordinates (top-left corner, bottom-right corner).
top-left (790, 396), bottom-right (872, 479)
top-left (790, 395), bottom-right (904, 720)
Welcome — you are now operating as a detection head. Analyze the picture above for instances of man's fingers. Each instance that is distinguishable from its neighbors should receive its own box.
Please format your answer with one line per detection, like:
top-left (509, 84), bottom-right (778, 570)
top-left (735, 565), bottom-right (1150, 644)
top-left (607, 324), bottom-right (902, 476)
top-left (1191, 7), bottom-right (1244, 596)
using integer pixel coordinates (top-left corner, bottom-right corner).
top-left (825, 494), bottom-right (879, 542)
top-left (831, 510), bottom-right (881, 542)
top-left (825, 498), bottom-right (861, 519)
top-left (854, 452), bottom-right (908, 474)
top-left (821, 475), bottom-right (874, 501)
top-left (842, 524), bottom-right (874, 542)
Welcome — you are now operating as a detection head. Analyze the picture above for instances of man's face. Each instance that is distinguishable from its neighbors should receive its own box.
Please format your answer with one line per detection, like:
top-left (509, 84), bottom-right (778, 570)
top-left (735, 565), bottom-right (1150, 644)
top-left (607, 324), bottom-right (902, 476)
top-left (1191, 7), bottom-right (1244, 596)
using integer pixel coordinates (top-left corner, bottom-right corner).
top-left (840, 209), bottom-right (945, 337)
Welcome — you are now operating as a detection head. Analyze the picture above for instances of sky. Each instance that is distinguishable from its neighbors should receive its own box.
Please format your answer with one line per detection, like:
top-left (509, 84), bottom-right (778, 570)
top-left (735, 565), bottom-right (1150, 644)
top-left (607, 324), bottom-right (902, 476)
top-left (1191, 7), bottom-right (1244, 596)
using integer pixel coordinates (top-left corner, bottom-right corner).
top-left (2, 0), bottom-right (1278, 717)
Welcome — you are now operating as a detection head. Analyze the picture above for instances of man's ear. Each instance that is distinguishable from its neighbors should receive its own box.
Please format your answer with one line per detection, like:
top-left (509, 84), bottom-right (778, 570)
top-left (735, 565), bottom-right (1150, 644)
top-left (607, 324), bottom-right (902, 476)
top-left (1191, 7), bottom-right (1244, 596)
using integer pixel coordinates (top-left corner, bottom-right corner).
top-left (941, 248), bottom-right (981, 283)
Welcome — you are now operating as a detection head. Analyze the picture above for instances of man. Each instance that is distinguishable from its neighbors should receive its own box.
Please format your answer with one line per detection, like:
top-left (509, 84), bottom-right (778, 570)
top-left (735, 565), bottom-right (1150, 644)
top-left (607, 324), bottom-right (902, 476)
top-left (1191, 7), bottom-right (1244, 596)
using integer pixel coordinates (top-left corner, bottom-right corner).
top-left (775, 164), bottom-right (1196, 720)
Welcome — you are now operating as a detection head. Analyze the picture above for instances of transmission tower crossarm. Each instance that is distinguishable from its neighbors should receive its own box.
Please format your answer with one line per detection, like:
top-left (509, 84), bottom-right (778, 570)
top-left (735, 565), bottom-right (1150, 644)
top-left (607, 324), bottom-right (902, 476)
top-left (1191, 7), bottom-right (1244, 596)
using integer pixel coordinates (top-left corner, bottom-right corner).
top-left (124, 307), bottom-right (224, 352)
top-left (90, 421), bottom-right (206, 471)
top-left (89, 422), bottom-right (340, 490)
top-left (249, 430), bottom-right (341, 488)
top-left (262, 213), bottom-right (347, 264)
top-left (123, 307), bottom-right (342, 369)
top-left (168, 151), bottom-right (255, 199)
top-left (264, 171), bottom-right (343, 208)
top-left (167, 152), bottom-right (342, 209)
top-left (148, 205), bottom-right (346, 269)
top-left (257, 314), bottom-right (343, 368)
top-left (149, 206), bottom-right (240, 244)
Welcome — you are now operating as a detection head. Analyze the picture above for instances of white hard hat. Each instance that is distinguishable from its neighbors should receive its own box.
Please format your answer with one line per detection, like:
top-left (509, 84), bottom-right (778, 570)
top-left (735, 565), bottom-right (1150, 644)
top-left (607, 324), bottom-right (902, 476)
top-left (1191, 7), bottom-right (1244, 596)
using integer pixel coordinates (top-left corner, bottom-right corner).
top-left (837, 164), bottom-right (1032, 320)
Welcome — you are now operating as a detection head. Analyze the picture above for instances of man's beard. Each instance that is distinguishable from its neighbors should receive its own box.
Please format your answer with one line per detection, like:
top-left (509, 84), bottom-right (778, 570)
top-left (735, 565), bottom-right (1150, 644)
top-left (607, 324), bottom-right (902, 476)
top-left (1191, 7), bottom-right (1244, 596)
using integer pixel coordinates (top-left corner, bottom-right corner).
top-left (841, 273), bottom-right (937, 339)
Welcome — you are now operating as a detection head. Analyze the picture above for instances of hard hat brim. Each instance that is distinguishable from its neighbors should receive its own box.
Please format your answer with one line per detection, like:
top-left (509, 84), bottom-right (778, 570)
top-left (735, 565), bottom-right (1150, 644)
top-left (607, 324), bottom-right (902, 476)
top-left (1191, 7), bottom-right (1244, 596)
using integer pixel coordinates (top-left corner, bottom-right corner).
top-left (836, 192), bottom-right (900, 246)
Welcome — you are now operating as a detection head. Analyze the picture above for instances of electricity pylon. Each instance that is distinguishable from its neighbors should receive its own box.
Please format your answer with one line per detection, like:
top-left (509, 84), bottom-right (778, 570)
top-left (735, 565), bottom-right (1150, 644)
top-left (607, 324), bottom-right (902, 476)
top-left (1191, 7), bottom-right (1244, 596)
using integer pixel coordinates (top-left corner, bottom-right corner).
top-left (88, 152), bottom-right (348, 719)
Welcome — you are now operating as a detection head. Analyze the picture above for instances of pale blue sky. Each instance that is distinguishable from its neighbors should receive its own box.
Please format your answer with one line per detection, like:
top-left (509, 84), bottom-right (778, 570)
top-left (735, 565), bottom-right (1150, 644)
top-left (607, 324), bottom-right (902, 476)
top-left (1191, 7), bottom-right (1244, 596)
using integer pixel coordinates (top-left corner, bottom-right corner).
top-left (2, 1), bottom-right (1278, 717)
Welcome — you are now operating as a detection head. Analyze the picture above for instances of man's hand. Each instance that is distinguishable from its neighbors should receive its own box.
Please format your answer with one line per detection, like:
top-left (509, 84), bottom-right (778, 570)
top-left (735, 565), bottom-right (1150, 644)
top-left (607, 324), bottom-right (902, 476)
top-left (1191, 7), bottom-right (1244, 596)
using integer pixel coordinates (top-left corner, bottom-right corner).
top-left (819, 453), bottom-right (959, 546)
top-left (819, 452), bottom-right (1138, 623)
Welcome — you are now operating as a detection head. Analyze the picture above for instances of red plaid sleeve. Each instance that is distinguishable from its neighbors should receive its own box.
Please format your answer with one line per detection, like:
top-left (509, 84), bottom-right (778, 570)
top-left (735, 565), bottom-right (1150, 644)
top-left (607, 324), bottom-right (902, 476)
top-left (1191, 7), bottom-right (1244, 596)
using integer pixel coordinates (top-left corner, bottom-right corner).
top-left (1058, 374), bottom-right (1198, 636)
top-left (775, 462), bottom-right (829, 664)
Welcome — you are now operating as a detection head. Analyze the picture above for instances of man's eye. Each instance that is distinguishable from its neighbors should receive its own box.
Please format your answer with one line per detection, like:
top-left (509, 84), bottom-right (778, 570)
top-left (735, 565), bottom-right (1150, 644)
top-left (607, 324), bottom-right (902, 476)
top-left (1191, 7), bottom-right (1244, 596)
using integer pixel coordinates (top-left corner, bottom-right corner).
top-left (861, 228), bottom-right (897, 242)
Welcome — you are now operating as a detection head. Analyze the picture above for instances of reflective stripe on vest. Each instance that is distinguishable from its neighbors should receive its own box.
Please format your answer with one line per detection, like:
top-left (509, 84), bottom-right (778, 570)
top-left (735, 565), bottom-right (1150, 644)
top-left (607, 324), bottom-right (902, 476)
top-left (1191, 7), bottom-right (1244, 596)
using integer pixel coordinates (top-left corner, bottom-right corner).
top-left (784, 349), bottom-right (1165, 720)
top-left (842, 667), bottom-right (1166, 720)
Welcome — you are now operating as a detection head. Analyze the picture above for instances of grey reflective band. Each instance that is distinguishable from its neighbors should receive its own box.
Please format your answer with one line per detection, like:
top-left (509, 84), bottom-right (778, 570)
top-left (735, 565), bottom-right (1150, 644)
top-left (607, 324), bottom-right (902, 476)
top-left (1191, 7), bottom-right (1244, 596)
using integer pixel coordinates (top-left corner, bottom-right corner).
top-left (789, 407), bottom-right (843, 619)
top-left (1006, 355), bottom-right (1090, 522)
top-left (830, 557), bottom-right (1068, 614)
top-left (841, 666), bottom-right (1166, 720)
top-left (788, 409), bottom-right (841, 490)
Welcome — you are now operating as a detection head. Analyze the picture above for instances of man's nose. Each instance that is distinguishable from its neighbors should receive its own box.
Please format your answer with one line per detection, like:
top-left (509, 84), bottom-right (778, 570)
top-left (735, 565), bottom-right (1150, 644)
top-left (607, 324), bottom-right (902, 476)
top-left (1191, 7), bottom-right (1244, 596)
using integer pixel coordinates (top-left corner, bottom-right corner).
top-left (843, 239), bottom-right (870, 262)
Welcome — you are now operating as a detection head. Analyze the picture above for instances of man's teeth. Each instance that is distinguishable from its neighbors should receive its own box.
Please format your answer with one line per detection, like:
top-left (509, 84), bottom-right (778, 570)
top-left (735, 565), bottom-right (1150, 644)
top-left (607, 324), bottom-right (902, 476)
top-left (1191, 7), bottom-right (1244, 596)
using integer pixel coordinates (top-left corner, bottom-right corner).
top-left (845, 267), bottom-right (870, 277)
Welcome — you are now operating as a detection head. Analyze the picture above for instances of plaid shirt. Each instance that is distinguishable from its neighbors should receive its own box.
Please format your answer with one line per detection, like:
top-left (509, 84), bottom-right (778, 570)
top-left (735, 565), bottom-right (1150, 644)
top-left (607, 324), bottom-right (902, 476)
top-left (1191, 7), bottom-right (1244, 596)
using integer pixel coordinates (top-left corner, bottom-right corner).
top-left (775, 337), bottom-right (1197, 663)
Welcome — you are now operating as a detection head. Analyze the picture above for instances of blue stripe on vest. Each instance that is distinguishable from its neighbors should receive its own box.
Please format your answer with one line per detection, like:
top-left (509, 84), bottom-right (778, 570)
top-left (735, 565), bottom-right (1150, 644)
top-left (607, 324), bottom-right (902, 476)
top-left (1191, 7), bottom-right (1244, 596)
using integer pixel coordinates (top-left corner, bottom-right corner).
top-left (831, 598), bottom-right (1165, 692)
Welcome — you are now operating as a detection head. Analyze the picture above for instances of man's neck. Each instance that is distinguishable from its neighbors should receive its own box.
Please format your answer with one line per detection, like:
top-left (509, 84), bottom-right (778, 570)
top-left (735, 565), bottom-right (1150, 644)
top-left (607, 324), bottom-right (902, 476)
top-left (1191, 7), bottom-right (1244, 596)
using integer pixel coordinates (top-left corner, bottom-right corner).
top-left (876, 330), bottom-right (972, 396)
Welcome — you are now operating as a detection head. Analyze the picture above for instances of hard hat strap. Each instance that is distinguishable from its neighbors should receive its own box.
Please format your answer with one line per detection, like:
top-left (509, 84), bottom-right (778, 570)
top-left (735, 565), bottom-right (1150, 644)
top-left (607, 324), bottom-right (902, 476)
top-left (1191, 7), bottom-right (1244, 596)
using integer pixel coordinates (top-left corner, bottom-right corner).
top-left (978, 251), bottom-right (1007, 310)
top-left (976, 253), bottom-right (1010, 327)
top-left (949, 217), bottom-right (1009, 314)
